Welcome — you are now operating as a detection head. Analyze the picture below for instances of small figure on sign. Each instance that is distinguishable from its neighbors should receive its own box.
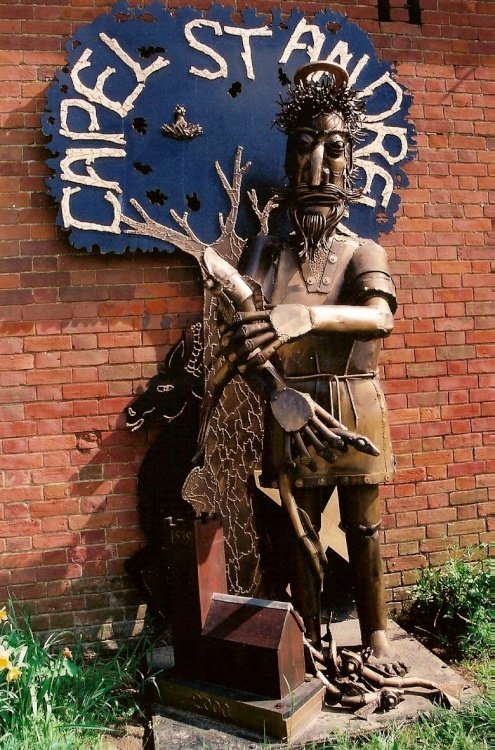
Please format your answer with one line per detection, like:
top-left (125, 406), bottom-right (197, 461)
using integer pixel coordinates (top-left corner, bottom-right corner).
top-left (161, 105), bottom-right (203, 140)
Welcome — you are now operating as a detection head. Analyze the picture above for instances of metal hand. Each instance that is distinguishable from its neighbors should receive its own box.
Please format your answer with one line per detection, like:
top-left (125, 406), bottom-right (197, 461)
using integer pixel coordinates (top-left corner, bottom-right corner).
top-left (270, 388), bottom-right (380, 466)
top-left (220, 305), bottom-right (313, 371)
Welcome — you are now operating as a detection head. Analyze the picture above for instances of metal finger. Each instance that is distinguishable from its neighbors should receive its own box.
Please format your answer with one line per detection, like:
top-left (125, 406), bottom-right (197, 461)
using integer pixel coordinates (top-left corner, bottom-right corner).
top-left (313, 402), bottom-right (344, 429)
top-left (283, 432), bottom-right (295, 468)
top-left (228, 332), bottom-right (275, 362)
top-left (292, 431), bottom-right (313, 466)
top-left (331, 428), bottom-right (379, 457)
top-left (251, 331), bottom-right (278, 350)
top-left (222, 324), bottom-right (263, 350)
top-left (311, 416), bottom-right (346, 451)
top-left (257, 338), bottom-right (284, 363)
top-left (233, 310), bottom-right (269, 324)
top-left (303, 425), bottom-right (327, 453)
top-left (230, 322), bottom-right (272, 343)
top-left (238, 351), bottom-right (266, 373)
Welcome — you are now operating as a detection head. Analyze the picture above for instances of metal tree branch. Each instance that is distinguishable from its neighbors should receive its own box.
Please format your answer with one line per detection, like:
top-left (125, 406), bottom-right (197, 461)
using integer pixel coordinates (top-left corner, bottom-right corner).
top-left (122, 198), bottom-right (204, 258)
top-left (122, 146), bottom-right (250, 260)
top-left (215, 146), bottom-right (251, 240)
top-left (247, 189), bottom-right (279, 235)
top-left (169, 209), bottom-right (202, 244)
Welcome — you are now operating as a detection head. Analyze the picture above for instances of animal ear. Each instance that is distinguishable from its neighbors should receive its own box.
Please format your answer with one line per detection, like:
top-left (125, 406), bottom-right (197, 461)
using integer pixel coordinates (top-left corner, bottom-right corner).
top-left (165, 333), bottom-right (186, 373)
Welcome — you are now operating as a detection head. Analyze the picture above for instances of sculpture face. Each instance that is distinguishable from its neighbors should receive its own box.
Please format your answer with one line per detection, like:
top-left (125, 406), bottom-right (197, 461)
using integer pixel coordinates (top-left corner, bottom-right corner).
top-left (285, 111), bottom-right (352, 254)
top-left (286, 112), bottom-right (347, 191)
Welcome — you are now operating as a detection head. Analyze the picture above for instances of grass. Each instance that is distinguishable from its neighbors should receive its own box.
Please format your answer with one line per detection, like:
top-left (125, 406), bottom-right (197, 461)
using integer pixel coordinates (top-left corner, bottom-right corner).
top-left (329, 695), bottom-right (490, 749)
top-left (199, 659), bottom-right (491, 750)
top-left (0, 600), bottom-right (152, 750)
top-left (300, 545), bottom-right (493, 750)
top-left (0, 725), bottom-right (106, 750)
top-left (314, 547), bottom-right (492, 750)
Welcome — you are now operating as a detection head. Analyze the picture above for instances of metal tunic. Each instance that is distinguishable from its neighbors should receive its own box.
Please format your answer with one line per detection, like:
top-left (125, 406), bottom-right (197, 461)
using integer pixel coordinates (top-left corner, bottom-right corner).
top-left (241, 234), bottom-right (397, 489)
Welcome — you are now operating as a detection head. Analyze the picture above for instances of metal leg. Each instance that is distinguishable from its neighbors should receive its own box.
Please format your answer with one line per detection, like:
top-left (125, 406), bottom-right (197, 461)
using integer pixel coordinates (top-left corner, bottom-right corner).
top-left (289, 488), bottom-right (326, 647)
top-left (338, 484), bottom-right (388, 641)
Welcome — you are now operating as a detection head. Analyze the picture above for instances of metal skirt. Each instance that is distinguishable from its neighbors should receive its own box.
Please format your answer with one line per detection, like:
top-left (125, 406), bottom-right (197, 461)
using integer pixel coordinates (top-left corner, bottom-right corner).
top-left (261, 372), bottom-right (396, 489)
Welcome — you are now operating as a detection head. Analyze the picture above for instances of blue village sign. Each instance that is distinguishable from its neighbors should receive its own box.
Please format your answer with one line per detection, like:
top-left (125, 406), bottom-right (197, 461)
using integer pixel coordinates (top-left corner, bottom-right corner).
top-left (43, 2), bottom-right (415, 254)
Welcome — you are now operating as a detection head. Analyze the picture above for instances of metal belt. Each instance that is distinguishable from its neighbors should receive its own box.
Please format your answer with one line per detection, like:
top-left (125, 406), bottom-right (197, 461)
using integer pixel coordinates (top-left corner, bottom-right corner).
top-left (284, 371), bottom-right (376, 427)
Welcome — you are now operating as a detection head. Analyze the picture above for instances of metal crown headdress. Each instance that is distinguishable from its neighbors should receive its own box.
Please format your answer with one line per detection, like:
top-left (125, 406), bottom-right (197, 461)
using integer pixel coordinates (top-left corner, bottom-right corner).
top-left (275, 61), bottom-right (364, 140)
top-left (293, 61), bottom-right (349, 88)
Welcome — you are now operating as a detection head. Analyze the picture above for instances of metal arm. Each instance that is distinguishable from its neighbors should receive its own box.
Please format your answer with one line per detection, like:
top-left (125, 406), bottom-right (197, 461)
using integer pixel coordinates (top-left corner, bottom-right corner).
top-left (310, 297), bottom-right (394, 338)
top-left (223, 297), bottom-right (394, 371)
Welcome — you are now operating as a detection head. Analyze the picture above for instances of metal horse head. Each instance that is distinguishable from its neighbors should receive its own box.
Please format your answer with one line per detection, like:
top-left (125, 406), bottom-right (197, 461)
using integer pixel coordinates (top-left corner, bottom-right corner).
top-left (125, 322), bottom-right (203, 432)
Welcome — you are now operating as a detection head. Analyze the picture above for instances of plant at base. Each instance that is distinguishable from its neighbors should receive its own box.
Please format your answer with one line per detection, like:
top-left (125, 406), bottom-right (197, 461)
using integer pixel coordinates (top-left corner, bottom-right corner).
top-left (409, 546), bottom-right (490, 660)
top-left (0, 600), bottom-right (153, 748)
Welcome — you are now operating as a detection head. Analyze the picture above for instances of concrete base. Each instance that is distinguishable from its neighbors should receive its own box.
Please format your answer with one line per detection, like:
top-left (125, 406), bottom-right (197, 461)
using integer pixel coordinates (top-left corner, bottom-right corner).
top-left (151, 618), bottom-right (475, 749)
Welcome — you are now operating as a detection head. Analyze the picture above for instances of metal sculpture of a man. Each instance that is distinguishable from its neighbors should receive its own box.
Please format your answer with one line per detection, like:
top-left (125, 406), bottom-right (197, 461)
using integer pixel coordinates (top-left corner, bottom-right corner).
top-left (222, 62), bottom-right (400, 669)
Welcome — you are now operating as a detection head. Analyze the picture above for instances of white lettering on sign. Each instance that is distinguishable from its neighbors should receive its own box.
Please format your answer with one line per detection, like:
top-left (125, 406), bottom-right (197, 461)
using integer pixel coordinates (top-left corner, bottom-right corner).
top-left (61, 187), bottom-right (122, 233)
top-left (322, 39), bottom-right (353, 71)
top-left (184, 20), bottom-right (228, 80)
top-left (360, 71), bottom-right (403, 121)
top-left (357, 124), bottom-right (408, 166)
top-left (71, 33), bottom-right (169, 117)
top-left (224, 26), bottom-right (272, 80)
top-left (354, 71), bottom-right (408, 208)
top-left (60, 148), bottom-right (125, 233)
top-left (355, 160), bottom-right (394, 208)
top-left (185, 21), bottom-right (272, 80)
top-left (279, 18), bottom-right (325, 65)
top-left (60, 99), bottom-right (125, 145)
top-left (60, 147), bottom-right (124, 191)
top-left (348, 55), bottom-right (370, 86)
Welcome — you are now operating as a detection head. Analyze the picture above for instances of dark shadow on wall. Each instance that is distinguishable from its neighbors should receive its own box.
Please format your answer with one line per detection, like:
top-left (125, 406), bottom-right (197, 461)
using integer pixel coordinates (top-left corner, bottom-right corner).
top-left (0, 92), bottom-right (206, 642)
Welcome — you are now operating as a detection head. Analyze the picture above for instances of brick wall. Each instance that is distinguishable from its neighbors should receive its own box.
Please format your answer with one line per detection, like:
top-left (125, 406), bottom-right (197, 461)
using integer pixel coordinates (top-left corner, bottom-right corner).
top-left (0, 0), bottom-right (492, 639)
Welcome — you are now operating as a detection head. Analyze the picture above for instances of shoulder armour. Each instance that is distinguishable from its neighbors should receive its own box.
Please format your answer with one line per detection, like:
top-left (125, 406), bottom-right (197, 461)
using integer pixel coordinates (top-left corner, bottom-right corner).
top-left (347, 241), bottom-right (397, 314)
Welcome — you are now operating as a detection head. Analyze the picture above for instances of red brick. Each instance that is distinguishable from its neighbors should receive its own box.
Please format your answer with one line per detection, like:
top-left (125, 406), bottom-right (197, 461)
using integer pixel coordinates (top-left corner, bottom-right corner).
top-left (447, 519), bottom-right (486, 535)
top-left (62, 383), bottom-right (108, 399)
top-left (26, 368), bottom-right (73, 385)
top-left (24, 335), bottom-right (71, 352)
top-left (387, 554), bottom-right (427, 572)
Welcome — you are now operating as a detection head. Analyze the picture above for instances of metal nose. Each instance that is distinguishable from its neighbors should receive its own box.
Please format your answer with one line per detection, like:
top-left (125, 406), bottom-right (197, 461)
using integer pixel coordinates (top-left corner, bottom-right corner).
top-left (310, 143), bottom-right (325, 186)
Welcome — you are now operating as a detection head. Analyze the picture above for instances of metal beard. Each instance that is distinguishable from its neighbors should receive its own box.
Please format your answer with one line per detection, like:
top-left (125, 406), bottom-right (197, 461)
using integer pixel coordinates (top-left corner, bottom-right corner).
top-left (283, 182), bottom-right (361, 261)
top-left (290, 203), bottom-right (346, 261)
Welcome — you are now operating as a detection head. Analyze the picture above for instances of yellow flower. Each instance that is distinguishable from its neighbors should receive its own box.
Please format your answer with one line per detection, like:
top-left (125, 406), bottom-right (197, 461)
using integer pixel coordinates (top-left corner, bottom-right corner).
top-left (62, 647), bottom-right (73, 660)
top-left (6, 665), bottom-right (21, 682)
top-left (0, 646), bottom-right (11, 670)
top-left (0, 607), bottom-right (7, 622)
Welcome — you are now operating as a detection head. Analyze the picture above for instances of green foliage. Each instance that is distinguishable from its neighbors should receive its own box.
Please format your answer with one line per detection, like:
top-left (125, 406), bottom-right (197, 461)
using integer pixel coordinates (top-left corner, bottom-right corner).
top-left (0, 600), bottom-right (150, 748)
top-left (0, 725), bottom-right (105, 750)
top-left (200, 694), bottom-right (491, 750)
top-left (459, 656), bottom-right (491, 691)
top-left (301, 695), bottom-right (490, 750)
top-left (409, 547), bottom-right (491, 659)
